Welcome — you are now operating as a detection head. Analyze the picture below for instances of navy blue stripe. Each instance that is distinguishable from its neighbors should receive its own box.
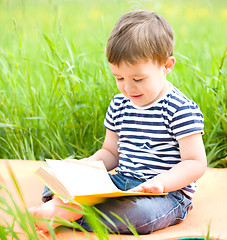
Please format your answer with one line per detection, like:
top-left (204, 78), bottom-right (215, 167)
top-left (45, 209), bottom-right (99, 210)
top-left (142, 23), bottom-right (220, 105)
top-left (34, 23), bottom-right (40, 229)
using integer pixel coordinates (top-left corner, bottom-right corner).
top-left (106, 111), bottom-right (112, 119)
top-left (120, 146), bottom-right (180, 159)
top-left (176, 128), bottom-right (203, 137)
top-left (120, 135), bottom-right (173, 142)
top-left (109, 104), bottom-right (114, 113)
top-left (182, 186), bottom-right (195, 193)
top-left (104, 125), bottom-right (116, 132)
top-left (121, 127), bottom-right (168, 134)
top-left (118, 159), bottom-right (171, 171)
top-left (105, 118), bottom-right (114, 127)
top-left (120, 152), bottom-right (180, 164)
top-left (158, 146), bottom-right (179, 152)
top-left (169, 95), bottom-right (186, 105)
top-left (109, 112), bottom-right (169, 120)
top-left (172, 120), bottom-right (203, 130)
top-left (173, 112), bottom-right (202, 122)
top-left (122, 120), bottom-right (165, 126)
top-left (123, 112), bottom-right (165, 119)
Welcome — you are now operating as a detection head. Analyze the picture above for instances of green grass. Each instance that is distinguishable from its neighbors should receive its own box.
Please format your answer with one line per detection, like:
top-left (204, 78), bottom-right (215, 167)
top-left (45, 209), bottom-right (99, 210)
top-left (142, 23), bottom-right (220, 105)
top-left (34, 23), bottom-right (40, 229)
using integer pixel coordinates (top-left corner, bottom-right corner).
top-left (0, 0), bottom-right (226, 164)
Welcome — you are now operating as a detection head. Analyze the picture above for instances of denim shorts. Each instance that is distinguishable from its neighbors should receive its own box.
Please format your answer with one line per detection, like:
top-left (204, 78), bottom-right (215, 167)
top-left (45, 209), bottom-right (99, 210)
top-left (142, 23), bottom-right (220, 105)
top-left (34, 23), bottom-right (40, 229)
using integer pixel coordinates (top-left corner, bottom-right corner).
top-left (42, 173), bottom-right (193, 234)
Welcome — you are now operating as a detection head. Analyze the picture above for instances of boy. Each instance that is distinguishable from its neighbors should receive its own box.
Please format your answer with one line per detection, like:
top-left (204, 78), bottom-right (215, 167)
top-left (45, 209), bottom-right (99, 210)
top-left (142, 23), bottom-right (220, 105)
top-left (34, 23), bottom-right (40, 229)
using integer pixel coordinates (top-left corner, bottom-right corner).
top-left (30, 10), bottom-right (207, 234)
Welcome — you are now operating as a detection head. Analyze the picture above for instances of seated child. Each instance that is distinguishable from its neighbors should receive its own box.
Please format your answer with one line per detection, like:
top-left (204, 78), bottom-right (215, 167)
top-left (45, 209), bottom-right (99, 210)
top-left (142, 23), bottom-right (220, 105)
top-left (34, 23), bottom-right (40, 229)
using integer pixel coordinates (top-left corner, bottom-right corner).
top-left (29, 9), bottom-right (207, 234)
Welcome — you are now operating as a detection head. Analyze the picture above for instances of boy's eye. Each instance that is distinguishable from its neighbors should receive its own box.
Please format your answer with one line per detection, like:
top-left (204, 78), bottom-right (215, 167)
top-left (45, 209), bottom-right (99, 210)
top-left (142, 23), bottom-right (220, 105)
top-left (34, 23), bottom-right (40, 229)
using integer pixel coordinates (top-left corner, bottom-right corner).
top-left (133, 78), bottom-right (143, 82)
top-left (116, 78), bottom-right (124, 81)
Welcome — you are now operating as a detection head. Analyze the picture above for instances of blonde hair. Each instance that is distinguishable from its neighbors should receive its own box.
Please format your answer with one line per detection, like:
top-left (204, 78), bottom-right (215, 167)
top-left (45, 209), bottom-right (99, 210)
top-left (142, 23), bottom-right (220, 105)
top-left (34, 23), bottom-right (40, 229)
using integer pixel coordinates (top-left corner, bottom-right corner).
top-left (106, 10), bottom-right (174, 66)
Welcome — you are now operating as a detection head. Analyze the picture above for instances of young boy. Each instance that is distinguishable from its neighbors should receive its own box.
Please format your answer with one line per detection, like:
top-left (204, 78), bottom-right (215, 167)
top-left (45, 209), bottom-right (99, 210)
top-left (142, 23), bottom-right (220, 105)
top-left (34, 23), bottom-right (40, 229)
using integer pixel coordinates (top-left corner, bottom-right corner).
top-left (30, 10), bottom-right (207, 234)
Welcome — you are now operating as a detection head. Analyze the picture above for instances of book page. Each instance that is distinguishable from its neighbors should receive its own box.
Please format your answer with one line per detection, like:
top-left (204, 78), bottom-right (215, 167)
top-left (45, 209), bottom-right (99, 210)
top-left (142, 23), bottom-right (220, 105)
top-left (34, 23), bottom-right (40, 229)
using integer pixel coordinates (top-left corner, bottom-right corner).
top-left (35, 166), bottom-right (71, 199)
top-left (46, 159), bottom-right (119, 197)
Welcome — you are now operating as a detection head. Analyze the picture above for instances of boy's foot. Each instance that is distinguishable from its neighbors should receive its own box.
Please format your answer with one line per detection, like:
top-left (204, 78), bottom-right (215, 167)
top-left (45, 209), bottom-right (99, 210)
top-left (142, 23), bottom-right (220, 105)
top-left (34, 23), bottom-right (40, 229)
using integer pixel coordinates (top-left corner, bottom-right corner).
top-left (29, 195), bottom-right (82, 233)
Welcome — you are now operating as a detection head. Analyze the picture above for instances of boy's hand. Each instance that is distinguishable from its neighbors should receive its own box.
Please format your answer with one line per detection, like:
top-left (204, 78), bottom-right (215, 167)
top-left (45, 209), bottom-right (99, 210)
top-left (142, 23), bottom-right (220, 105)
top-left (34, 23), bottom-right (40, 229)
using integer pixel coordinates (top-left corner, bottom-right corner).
top-left (129, 178), bottom-right (164, 193)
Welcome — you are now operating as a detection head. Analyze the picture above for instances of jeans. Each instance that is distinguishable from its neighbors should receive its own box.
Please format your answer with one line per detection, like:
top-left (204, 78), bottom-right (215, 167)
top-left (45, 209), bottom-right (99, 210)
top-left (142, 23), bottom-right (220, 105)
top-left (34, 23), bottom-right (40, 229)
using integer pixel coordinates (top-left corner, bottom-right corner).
top-left (42, 173), bottom-right (193, 234)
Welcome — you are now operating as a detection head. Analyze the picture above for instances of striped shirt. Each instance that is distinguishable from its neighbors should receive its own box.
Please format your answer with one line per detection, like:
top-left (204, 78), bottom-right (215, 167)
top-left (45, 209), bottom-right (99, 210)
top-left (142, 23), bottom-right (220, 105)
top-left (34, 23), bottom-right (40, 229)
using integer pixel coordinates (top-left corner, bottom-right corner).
top-left (104, 84), bottom-right (204, 199)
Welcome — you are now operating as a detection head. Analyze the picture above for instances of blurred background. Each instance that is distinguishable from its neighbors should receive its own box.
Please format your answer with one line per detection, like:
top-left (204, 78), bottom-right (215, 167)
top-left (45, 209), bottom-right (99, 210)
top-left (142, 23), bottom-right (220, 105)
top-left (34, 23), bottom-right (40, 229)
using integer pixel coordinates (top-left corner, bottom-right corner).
top-left (0, 0), bottom-right (226, 167)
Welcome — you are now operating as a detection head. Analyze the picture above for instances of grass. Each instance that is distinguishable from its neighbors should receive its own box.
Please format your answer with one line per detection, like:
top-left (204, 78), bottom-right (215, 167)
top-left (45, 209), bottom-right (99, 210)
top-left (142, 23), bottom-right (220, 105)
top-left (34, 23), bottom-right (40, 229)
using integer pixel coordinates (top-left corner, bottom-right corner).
top-left (0, 0), bottom-right (226, 237)
top-left (0, 0), bottom-right (226, 165)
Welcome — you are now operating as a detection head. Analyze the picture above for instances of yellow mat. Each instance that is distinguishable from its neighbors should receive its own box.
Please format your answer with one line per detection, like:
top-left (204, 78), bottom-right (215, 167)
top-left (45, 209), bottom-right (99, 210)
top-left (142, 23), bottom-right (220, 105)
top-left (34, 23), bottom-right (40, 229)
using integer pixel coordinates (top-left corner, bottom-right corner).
top-left (0, 160), bottom-right (226, 240)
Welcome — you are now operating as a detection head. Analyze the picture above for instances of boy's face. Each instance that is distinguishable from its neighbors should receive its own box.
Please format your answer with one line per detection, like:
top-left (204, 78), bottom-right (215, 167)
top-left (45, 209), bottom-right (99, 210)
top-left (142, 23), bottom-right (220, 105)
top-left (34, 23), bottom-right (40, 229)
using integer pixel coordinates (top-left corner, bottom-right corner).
top-left (110, 59), bottom-right (174, 107)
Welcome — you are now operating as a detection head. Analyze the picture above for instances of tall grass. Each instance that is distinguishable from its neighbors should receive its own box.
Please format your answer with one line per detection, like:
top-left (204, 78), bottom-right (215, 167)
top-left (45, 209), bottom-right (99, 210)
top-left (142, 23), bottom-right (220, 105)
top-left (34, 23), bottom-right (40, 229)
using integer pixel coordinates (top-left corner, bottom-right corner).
top-left (0, 0), bottom-right (226, 164)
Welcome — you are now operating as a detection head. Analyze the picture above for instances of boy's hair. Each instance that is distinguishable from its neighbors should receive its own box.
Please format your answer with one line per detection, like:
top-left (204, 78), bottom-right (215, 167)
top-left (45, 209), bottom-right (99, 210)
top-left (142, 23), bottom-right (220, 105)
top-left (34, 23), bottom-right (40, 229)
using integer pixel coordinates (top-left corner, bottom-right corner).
top-left (106, 10), bottom-right (174, 66)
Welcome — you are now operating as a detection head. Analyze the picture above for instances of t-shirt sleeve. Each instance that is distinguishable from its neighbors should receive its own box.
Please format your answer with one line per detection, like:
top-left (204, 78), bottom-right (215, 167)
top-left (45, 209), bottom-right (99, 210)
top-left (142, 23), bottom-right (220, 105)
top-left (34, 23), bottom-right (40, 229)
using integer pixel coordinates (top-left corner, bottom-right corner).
top-left (170, 101), bottom-right (204, 140)
top-left (104, 98), bottom-right (117, 132)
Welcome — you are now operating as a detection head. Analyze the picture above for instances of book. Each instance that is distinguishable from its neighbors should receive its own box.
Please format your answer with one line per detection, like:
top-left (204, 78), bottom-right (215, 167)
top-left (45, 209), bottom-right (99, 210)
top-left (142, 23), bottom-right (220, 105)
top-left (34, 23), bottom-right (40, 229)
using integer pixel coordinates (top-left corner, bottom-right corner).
top-left (35, 159), bottom-right (167, 205)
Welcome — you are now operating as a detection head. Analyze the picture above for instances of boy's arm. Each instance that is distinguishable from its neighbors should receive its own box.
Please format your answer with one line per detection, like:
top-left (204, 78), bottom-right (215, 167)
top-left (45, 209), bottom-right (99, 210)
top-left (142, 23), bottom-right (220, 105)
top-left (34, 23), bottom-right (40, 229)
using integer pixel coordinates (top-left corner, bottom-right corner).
top-left (82, 129), bottom-right (119, 171)
top-left (131, 133), bottom-right (207, 193)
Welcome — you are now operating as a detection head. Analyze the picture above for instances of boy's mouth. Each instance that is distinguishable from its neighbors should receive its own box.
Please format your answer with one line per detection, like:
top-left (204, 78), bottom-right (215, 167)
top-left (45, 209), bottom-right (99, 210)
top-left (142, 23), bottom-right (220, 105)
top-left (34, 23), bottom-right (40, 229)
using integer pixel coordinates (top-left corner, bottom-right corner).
top-left (130, 94), bottom-right (143, 98)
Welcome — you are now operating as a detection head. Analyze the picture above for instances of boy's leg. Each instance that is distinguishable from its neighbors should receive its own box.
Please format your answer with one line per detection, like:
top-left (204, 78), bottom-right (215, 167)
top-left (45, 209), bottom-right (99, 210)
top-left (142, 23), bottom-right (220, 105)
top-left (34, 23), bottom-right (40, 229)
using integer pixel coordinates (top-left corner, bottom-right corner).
top-left (77, 190), bottom-right (192, 234)
top-left (38, 175), bottom-right (192, 234)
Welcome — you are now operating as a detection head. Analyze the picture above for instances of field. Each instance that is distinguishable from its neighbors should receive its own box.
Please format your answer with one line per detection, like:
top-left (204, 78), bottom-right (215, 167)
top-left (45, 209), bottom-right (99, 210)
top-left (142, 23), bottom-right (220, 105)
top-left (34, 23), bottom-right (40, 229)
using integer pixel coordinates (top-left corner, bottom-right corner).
top-left (0, 0), bottom-right (226, 167)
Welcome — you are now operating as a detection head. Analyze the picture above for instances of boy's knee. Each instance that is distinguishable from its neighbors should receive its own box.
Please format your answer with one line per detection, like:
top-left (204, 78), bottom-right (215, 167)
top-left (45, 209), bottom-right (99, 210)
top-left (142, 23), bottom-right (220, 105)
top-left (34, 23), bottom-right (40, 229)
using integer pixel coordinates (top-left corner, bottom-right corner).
top-left (95, 194), bottom-right (189, 234)
top-left (42, 185), bottom-right (53, 203)
top-left (96, 197), bottom-right (157, 234)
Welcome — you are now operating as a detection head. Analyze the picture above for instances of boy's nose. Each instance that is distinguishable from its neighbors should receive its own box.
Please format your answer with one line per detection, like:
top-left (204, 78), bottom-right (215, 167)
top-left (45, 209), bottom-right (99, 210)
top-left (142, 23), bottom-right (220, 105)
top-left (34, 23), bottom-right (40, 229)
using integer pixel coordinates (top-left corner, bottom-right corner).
top-left (124, 81), bottom-right (135, 92)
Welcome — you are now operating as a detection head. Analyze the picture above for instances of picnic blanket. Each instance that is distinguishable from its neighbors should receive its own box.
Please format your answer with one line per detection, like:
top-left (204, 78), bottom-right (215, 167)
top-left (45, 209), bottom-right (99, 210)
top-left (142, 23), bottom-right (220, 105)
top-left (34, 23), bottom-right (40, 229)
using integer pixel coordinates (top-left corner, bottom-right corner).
top-left (0, 159), bottom-right (226, 240)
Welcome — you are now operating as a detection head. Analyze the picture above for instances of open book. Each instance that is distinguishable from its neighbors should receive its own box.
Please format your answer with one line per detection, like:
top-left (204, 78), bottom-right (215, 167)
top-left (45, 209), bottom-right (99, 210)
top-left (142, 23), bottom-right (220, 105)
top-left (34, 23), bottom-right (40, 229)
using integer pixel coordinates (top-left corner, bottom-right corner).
top-left (35, 159), bottom-right (167, 205)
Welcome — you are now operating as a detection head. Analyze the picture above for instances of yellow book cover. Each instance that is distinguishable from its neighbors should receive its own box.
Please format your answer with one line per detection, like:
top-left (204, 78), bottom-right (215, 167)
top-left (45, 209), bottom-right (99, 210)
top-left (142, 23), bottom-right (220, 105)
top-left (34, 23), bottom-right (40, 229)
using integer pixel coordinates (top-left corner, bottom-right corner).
top-left (35, 159), bottom-right (167, 205)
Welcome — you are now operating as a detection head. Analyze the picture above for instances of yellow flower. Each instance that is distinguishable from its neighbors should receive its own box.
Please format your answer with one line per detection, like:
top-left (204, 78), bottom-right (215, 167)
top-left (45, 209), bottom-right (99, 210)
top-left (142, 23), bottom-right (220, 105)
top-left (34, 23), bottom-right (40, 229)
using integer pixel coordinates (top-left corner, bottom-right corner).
top-left (220, 9), bottom-right (227, 20)
top-left (186, 7), bottom-right (210, 21)
top-left (90, 9), bottom-right (101, 20)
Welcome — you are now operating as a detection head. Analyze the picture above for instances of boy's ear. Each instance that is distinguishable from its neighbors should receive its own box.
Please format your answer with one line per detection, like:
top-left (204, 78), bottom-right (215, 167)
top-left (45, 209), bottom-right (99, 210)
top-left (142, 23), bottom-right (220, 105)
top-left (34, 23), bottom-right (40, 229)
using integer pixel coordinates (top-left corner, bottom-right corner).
top-left (164, 57), bottom-right (175, 74)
